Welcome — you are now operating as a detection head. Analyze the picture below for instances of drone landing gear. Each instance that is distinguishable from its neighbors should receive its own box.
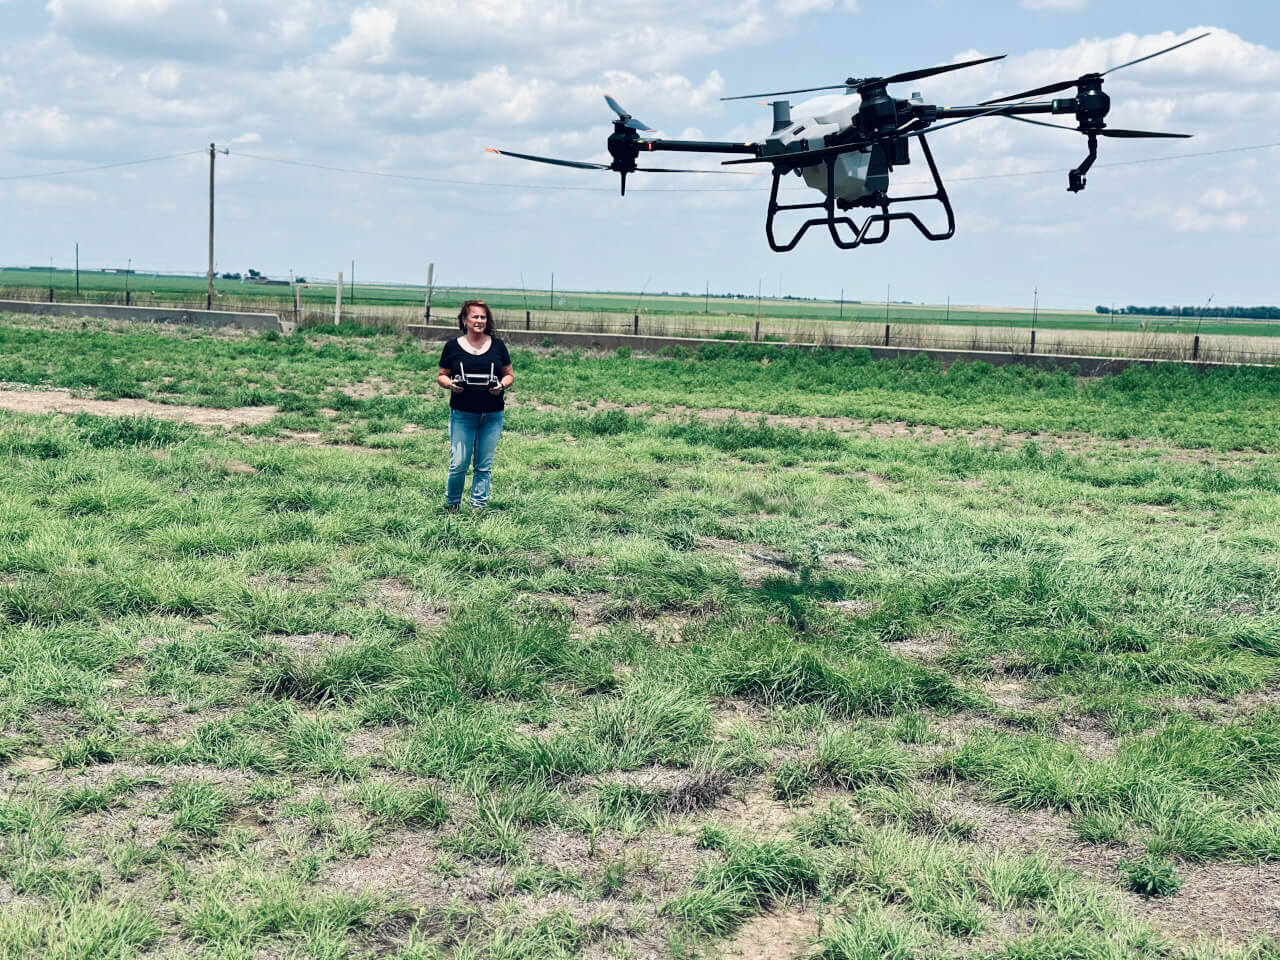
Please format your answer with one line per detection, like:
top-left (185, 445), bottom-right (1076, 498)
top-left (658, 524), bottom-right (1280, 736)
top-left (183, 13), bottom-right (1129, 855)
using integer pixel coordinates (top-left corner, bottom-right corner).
top-left (764, 134), bottom-right (956, 252)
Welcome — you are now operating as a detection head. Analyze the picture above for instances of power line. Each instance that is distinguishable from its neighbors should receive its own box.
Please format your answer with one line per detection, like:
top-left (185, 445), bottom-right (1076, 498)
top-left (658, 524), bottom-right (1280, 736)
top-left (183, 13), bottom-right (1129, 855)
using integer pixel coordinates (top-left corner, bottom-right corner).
top-left (0, 150), bottom-right (205, 181)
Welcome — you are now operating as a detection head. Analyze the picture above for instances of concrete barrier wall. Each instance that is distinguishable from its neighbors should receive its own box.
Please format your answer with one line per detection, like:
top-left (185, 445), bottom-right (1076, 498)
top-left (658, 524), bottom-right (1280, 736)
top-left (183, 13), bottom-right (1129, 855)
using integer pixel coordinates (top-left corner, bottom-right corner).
top-left (408, 324), bottom-right (1169, 377)
top-left (0, 300), bottom-right (285, 332)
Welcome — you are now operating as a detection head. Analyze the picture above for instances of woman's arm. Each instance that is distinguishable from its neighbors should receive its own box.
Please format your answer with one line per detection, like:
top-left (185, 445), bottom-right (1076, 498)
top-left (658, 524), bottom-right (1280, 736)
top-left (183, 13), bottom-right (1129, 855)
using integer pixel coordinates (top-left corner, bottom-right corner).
top-left (438, 366), bottom-right (462, 392)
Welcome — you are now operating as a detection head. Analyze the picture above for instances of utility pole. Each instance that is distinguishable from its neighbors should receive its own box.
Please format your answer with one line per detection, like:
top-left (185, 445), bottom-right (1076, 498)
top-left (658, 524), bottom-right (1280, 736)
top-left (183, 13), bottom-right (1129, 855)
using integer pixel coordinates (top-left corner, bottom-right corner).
top-left (839, 287), bottom-right (844, 320)
top-left (207, 142), bottom-right (228, 310)
top-left (884, 284), bottom-right (890, 324)
top-left (75, 243), bottom-right (80, 296)
top-left (704, 280), bottom-right (709, 314)
top-left (351, 259), bottom-right (355, 305)
top-left (125, 257), bottom-right (131, 305)
top-left (550, 271), bottom-right (554, 310)
top-left (1195, 294), bottom-right (1214, 337)
top-left (424, 263), bottom-right (435, 322)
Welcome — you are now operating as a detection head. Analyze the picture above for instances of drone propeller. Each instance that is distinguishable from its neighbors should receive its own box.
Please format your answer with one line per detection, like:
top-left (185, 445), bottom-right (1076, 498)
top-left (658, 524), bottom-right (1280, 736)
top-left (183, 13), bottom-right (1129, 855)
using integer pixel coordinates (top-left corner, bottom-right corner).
top-left (485, 148), bottom-right (608, 170)
top-left (1004, 116), bottom-right (1191, 139)
top-left (485, 147), bottom-right (761, 196)
top-left (721, 54), bottom-right (1005, 101)
top-left (979, 31), bottom-right (1209, 105)
top-left (604, 95), bottom-right (654, 131)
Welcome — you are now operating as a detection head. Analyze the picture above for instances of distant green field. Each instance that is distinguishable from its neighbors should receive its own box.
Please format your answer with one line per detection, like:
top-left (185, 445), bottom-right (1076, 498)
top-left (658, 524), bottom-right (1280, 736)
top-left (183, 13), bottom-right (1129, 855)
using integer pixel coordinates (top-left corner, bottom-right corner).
top-left (3, 266), bottom-right (1277, 339)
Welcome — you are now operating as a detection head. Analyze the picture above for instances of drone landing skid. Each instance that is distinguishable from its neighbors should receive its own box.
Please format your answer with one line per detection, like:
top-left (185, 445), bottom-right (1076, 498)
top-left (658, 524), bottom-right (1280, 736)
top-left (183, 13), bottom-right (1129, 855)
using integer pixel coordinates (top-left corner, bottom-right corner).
top-left (764, 134), bottom-right (956, 252)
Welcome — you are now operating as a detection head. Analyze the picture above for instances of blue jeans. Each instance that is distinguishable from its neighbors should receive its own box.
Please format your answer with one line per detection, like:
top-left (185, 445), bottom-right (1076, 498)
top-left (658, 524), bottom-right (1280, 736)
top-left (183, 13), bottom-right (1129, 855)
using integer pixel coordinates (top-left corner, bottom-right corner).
top-left (447, 409), bottom-right (504, 507)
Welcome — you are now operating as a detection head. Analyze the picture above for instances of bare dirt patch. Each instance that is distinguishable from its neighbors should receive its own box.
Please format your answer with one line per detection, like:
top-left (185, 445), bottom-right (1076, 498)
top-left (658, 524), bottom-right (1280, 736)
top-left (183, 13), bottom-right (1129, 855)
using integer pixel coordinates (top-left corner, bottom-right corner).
top-left (886, 632), bottom-right (956, 665)
top-left (1056, 715), bottom-right (1121, 759)
top-left (374, 578), bottom-right (447, 630)
top-left (825, 599), bottom-right (878, 620)
top-left (276, 632), bottom-right (353, 656)
top-left (707, 786), bottom-right (801, 838)
top-left (695, 537), bottom-right (793, 588)
top-left (982, 678), bottom-right (1038, 710)
top-left (0, 388), bottom-right (277, 427)
top-left (936, 785), bottom-right (1280, 947)
top-left (249, 567), bottom-right (327, 591)
top-left (345, 726), bottom-right (404, 760)
top-left (7, 755), bottom-right (58, 776)
top-left (718, 906), bottom-right (822, 959)
top-left (118, 698), bottom-right (232, 742)
top-left (341, 378), bottom-right (403, 400)
top-left (1130, 860), bottom-right (1280, 946)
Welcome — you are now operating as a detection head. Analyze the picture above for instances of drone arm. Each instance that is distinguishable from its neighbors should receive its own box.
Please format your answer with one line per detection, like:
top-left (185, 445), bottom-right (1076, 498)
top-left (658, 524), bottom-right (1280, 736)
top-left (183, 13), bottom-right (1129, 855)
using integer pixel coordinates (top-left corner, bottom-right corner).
top-left (936, 100), bottom-right (1073, 120)
top-left (637, 139), bottom-right (761, 156)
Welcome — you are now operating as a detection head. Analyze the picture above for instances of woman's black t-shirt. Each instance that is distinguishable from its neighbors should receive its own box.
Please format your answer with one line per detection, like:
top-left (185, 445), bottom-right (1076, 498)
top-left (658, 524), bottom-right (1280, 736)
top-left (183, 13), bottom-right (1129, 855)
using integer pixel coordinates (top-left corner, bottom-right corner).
top-left (439, 336), bottom-right (511, 413)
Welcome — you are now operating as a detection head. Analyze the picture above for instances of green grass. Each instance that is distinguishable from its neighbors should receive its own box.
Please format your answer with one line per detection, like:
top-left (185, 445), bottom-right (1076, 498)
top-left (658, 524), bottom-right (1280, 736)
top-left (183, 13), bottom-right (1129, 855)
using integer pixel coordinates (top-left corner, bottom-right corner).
top-left (1, 311), bottom-right (1279, 957)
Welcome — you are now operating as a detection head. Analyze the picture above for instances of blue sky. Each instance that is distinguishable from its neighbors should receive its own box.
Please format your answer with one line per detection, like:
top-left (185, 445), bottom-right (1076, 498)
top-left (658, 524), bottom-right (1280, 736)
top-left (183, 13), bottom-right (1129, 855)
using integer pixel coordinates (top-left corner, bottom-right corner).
top-left (1, 1), bottom-right (1277, 309)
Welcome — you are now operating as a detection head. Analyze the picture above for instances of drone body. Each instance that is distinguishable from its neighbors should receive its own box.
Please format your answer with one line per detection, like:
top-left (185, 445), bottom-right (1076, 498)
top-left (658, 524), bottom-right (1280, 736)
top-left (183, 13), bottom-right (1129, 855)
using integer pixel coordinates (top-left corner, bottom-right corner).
top-left (488, 34), bottom-right (1206, 252)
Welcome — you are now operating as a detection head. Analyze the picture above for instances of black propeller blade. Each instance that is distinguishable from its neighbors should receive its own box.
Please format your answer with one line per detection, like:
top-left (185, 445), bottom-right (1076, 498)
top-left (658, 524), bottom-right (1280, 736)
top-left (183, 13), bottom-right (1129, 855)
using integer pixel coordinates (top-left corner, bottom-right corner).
top-left (604, 95), bottom-right (654, 131)
top-left (1005, 116), bottom-right (1191, 138)
top-left (484, 148), bottom-right (608, 170)
top-left (486, 148), bottom-right (760, 176)
top-left (722, 83), bottom-right (855, 101)
top-left (878, 53), bottom-right (1006, 87)
top-left (721, 53), bottom-right (1004, 101)
top-left (980, 31), bottom-right (1209, 105)
top-left (1096, 128), bottom-right (1192, 139)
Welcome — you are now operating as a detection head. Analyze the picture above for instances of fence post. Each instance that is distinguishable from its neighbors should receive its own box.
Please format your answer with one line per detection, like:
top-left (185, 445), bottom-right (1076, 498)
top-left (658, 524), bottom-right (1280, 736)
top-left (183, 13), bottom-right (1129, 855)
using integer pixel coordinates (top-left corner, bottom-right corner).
top-left (884, 324), bottom-right (890, 346)
top-left (334, 271), bottom-right (343, 325)
top-left (1030, 329), bottom-right (1036, 354)
top-left (633, 314), bottom-right (639, 336)
top-left (294, 284), bottom-right (301, 327)
top-left (1192, 335), bottom-right (1200, 361)
top-left (754, 320), bottom-right (760, 342)
top-left (525, 310), bottom-right (531, 330)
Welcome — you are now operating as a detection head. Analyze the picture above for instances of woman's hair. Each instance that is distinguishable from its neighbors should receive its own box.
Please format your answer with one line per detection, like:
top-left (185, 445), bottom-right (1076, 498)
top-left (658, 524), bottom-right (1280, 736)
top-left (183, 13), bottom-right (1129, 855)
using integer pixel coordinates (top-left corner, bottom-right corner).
top-left (457, 299), bottom-right (495, 335)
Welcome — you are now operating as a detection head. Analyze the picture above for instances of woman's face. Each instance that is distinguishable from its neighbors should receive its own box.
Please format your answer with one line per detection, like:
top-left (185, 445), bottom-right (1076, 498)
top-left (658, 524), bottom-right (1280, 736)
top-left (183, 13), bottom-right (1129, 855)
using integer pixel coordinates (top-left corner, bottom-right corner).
top-left (465, 306), bottom-right (489, 335)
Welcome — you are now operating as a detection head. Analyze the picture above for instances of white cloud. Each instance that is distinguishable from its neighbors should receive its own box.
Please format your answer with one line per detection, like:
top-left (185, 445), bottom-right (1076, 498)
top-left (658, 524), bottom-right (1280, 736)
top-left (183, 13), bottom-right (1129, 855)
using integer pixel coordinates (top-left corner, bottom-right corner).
top-left (330, 4), bottom-right (397, 65)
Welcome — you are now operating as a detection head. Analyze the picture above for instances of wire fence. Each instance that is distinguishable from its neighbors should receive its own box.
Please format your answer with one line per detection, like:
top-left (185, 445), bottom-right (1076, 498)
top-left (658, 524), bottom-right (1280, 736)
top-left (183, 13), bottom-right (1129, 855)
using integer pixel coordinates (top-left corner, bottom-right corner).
top-left (3, 283), bottom-right (1279, 367)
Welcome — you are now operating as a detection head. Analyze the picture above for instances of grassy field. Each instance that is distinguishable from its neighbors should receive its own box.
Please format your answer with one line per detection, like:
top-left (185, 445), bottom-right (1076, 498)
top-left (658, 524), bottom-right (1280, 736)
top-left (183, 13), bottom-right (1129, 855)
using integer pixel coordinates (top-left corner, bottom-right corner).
top-left (1, 312), bottom-right (1279, 959)
top-left (5, 267), bottom-right (1276, 339)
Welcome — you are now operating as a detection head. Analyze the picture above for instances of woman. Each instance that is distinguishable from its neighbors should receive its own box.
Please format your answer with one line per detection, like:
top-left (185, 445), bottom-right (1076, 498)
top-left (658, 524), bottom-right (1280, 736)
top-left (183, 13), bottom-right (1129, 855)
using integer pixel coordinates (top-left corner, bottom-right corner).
top-left (437, 300), bottom-right (514, 511)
